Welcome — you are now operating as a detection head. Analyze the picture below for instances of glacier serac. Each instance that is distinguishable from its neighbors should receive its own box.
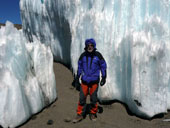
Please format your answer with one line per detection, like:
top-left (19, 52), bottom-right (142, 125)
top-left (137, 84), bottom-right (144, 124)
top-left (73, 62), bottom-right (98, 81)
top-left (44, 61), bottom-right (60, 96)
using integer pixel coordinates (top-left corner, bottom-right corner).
top-left (0, 21), bottom-right (57, 128)
top-left (20, 0), bottom-right (170, 118)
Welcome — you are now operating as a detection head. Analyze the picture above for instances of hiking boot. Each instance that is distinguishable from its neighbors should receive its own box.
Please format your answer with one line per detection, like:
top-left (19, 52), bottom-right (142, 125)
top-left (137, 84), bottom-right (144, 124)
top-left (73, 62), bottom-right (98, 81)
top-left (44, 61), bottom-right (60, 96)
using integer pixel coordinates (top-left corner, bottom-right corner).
top-left (72, 114), bottom-right (83, 123)
top-left (89, 114), bottom-right (97, 121)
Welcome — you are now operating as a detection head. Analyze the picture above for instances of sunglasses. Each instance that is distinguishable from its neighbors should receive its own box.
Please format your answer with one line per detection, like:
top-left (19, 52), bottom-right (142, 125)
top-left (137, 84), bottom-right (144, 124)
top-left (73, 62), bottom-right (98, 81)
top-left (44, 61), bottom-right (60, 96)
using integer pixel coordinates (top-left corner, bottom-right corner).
top-left (88, 44), bottom-right (94, 47)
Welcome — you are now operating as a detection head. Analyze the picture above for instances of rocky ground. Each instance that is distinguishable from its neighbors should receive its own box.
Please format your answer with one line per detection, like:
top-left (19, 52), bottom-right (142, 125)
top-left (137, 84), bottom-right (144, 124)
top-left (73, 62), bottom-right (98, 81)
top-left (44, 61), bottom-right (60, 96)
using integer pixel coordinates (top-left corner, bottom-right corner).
top-left (0, 23), bottom-right (22, 29)
top-left (19, 62), bottom-right (170, 128)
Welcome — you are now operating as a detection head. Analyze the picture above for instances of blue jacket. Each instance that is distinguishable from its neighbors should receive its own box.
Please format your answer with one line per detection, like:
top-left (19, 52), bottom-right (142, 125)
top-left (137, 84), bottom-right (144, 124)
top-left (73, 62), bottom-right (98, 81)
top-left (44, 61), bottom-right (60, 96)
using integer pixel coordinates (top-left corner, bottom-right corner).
top-left (77, 39), bottom-right (107, 84)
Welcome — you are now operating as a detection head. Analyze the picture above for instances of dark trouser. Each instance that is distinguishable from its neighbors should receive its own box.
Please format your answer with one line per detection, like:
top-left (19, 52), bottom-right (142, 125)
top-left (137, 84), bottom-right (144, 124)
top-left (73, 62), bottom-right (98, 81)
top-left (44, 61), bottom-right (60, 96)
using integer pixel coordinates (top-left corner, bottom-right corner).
top-left (77, 83), bottom-right (98, 115)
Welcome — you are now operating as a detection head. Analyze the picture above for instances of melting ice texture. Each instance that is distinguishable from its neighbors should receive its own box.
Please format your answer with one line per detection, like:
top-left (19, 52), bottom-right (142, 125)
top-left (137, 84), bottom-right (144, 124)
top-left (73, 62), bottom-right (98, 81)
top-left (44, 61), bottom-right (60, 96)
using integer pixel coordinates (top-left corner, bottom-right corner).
top-left (0, 21), bottom-right (57, 128)
top-left (20, 0), bottom-right (170, 118)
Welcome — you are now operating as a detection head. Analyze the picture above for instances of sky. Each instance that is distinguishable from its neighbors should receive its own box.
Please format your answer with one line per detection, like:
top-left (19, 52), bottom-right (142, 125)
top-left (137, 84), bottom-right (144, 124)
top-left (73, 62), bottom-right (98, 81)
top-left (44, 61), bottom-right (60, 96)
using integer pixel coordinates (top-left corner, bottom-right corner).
top-left (0, 0), bottom-right (21, 24)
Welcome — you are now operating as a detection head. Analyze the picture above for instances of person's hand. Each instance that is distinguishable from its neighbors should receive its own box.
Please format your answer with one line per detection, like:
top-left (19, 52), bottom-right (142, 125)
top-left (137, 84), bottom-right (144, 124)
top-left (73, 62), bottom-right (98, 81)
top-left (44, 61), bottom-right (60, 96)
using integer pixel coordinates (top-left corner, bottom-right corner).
top-left (100, 77), bottom-right (106, 86)
top-left (75, 76), bottom-right (80, 87)
top-left (72, 76), bottom-right (80, 91)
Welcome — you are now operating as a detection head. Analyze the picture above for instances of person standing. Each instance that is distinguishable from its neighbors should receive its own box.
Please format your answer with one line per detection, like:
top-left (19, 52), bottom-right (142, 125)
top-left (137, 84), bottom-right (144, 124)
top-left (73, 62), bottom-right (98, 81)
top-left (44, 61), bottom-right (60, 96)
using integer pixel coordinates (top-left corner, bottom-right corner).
top-left (72, 38), bottom-right (107, 123)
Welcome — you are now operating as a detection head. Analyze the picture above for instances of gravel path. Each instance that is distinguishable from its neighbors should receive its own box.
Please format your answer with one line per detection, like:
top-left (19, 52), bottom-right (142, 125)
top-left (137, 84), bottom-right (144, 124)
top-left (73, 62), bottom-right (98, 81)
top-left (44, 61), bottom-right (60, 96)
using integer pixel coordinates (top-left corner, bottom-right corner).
top-left (19, 62), bottom-right (170, 128)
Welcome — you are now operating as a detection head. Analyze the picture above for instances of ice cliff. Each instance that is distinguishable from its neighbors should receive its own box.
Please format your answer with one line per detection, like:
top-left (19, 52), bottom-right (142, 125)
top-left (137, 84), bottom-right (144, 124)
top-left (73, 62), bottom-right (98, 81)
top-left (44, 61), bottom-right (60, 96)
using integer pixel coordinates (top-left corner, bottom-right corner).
top-left (0, 21), bottom-right (57, 128)
top-left (20, 0), bottom-right (170, 118)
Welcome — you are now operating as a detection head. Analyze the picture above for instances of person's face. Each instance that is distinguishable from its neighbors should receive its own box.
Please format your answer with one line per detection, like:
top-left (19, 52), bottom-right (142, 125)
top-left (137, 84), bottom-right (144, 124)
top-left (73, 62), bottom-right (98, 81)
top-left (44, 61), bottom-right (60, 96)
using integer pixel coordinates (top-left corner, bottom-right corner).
top-left (87, 43), bottom-right (94, 53)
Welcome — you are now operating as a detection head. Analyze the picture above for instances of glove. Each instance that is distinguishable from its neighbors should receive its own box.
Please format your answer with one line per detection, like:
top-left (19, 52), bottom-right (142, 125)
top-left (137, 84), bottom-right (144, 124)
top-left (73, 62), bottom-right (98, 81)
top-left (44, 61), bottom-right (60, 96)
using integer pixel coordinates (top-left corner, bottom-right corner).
top-left (72, 76), bottom-right (80, 91)
top-left (100, 77), bottom-right (106, 86)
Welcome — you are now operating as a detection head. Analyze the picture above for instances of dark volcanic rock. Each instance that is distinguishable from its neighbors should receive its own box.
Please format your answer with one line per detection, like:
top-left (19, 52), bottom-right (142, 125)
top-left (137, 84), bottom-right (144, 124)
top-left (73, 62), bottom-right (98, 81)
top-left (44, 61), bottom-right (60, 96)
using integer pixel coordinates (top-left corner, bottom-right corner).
top-left (0, 23), bottom-right (22, 30)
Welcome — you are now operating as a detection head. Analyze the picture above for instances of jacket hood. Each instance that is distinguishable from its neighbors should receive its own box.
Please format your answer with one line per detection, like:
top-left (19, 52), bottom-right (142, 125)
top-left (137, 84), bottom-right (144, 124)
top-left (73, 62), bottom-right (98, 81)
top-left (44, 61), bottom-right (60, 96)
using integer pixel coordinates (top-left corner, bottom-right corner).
top-left (84, 38), bottom-right (96, 51)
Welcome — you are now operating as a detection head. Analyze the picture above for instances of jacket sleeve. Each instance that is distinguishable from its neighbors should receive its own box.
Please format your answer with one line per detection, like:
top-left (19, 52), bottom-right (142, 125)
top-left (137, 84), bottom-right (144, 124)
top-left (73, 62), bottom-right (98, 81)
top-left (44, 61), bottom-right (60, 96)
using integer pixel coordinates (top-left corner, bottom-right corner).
top-left (77, 53), bottom-right (84, 78)
top-left (100, 58), bottom-right (107, 79)
top-left (96, 52), bottom-right (107, 79)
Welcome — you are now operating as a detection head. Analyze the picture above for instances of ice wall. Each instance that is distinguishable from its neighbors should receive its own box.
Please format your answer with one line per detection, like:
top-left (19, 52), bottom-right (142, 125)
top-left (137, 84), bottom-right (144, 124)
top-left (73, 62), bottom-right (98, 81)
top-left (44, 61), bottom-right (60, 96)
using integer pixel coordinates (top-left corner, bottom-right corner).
top-left (0, 21), bottom-right (57, 128)
top-left (20, 0), bottom-right (170, 118)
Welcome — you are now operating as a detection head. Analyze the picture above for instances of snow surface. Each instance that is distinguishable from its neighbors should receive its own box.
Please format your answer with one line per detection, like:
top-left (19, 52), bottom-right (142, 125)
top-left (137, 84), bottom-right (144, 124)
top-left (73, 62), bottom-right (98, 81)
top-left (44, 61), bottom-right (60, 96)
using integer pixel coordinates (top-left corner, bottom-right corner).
top-left (20, 0), bottom-right (170, 118)
top-left (0, 21), bottom-right (57, 128)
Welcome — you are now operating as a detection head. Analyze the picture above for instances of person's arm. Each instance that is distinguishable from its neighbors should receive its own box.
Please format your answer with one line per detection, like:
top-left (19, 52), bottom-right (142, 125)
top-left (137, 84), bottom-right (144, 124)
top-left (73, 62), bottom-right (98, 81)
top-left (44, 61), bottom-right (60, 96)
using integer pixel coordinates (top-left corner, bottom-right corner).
top-left (77, 53), bottom-right (84, 78)
top-left (100, 59), bottom-right (107, 79)
top-left (96, 52), bottom-right (107, 86)
top-left (72, 53), bottom-right (84, 90)
top-left (100, 58), bottom-right (107, 86)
